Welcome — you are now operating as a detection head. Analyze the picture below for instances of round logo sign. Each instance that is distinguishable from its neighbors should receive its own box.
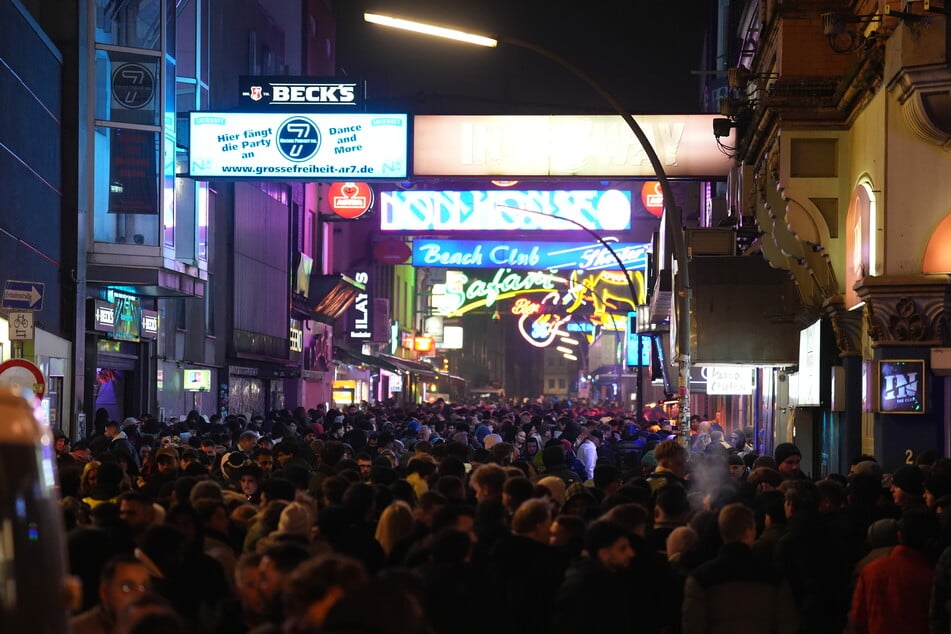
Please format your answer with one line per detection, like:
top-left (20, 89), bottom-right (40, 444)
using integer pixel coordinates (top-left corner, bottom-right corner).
top-left (373, 240), bottom-right (412, 265)
top-left (111, 63), bottom-right (155, 110)
top-left (0, 359), bottom-right (46, 400)
top-left (328, 182), bottom-right (374, 219)
top-left (276, 117), bottom-right (321, 162)
top-left (641, 181), bottom-right (665, 217)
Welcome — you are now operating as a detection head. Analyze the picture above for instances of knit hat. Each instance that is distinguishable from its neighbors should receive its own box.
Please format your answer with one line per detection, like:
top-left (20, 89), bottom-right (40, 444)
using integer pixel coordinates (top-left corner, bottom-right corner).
top-left (773, 442), bottom-right (801, 465)
top-left (891, 465), bottom-right (925, 496)
top-left (277, 502), bottom-right (313, 537)
top-left (537, 476), bottom-right (566, 506)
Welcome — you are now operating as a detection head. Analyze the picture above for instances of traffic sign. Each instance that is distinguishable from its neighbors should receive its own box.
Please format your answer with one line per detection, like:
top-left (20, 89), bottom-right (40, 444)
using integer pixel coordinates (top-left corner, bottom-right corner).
top-left (2, 281), bottom-right (44, 311)
top-left (0, 359), bottom-right (46, 400)
top-left (8, 312), bottom-right (34, 341)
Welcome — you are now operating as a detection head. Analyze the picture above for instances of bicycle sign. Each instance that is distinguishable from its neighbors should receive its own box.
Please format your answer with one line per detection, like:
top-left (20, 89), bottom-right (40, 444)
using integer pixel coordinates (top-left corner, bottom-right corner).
top-left (8, 311), bottom-right (34, 341)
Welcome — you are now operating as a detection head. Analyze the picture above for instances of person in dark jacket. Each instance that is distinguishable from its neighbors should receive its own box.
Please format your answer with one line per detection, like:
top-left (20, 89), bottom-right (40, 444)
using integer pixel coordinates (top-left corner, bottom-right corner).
top-left (487, 498), bottom-right (569, 634)
top-left (553, 520), bottom-right (636, 634)
top-left (683, 502), bottom-right (798, 634)
top-left (774, 480), bottom-right (852, 634)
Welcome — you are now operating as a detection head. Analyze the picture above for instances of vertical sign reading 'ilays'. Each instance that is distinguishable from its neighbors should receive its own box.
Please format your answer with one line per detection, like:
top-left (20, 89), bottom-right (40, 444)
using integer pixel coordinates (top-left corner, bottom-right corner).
top-left (346, 271), bottom-right (373, 343)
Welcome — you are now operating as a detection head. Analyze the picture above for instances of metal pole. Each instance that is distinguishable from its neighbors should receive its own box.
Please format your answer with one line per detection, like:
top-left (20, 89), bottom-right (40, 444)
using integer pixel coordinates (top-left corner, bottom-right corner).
top-left (502, 37), bottom-right (692, 445)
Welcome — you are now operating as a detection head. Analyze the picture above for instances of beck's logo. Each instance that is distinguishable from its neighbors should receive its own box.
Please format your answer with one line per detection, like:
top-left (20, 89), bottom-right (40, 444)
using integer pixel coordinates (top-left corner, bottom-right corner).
top-left (271, 83), bottom-right (356, 104)
top-left (249, 85), bottom-right (263, 101)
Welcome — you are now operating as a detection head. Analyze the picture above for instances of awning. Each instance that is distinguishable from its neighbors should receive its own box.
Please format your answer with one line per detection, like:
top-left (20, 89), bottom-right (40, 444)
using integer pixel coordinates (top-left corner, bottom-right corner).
top-left (292, 273), bottom-right (364, 325)
top-left (377, 353), bottom-right (438, 378)
top-left (333, 346), bottom-right (401, 372)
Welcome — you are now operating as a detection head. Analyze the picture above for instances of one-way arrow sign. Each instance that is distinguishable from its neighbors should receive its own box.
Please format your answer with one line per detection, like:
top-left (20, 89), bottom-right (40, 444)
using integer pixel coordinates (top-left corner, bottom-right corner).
top-left (2, 280), bottom-right (45, 311)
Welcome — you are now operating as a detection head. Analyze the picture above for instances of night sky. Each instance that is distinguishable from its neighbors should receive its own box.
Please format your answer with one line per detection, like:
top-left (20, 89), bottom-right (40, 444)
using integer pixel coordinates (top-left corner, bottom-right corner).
top-left (331, 1), bottom-right (712, 115)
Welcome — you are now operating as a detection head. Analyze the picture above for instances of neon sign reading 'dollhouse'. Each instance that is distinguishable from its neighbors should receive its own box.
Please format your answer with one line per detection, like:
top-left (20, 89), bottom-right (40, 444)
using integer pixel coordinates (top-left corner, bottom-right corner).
top-left (413, 239), bottom-right (649, 272)
top-left (380, 189), bottom-right (631, 232)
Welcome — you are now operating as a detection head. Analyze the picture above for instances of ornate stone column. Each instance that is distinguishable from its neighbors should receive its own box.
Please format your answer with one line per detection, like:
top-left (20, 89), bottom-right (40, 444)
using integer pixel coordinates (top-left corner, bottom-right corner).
top-left (854, 275), bottom-right (951, 347)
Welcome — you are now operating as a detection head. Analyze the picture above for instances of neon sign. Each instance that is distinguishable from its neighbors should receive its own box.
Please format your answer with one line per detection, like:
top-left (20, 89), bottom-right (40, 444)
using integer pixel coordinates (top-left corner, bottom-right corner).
top-left (518, 293), bottom-right (571, 347)
top-left (380, 189), bottom-right (632, 231)
top-left (413, 239), bottom-right (650, 271)
top-left (432, 267), bottom-right (645, 317)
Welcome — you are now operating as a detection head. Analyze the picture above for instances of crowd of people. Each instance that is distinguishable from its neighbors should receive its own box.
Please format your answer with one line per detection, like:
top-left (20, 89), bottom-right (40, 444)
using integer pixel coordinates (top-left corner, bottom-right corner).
top-left (53, 400), bottom-right (951, 634)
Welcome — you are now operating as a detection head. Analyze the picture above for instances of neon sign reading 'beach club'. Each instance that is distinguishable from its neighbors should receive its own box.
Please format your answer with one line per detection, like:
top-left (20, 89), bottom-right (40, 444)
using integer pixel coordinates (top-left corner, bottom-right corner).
top-left (380, 189), bottom-right (631, 232)
top-left (413, 239), bottom-right (649, 271)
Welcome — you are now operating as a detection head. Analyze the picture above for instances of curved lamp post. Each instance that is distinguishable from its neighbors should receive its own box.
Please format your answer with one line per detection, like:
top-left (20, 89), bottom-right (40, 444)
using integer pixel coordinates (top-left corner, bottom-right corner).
top-left (364, 12), bottom-right (694, 444)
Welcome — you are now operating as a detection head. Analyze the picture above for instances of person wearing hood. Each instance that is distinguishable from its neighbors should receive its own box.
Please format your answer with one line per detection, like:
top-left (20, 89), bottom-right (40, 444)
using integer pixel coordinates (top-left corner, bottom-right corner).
top-left (105, 420), bottom-right (140, 469)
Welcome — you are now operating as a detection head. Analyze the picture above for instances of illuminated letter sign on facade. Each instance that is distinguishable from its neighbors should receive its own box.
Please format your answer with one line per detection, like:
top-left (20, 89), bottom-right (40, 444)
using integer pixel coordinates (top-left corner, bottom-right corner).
top-left (413, 115), bottom-right (735, 177)
top-left (189, 112), bottom-right (408, 180)
top-left (879, 360), bottom-right (925, 413)
top-left (94, 300), bottom-right (116, 333)
top-left (239, 76), bottom-right (362, 109)
top-left (432, 268), bottom-right (644, 338)
top-left (141, 309), bottom-right (159, 340)
top-left (347, 271), bottom-right (373, 341)
top-left (328, 182), bottom-right (374, 219)
top-left (289, 327), bottom-right (304, 353)
top-left (380, 190), bottom-right (631, 232)
top-left (413, 239), bottom-right (649, 271)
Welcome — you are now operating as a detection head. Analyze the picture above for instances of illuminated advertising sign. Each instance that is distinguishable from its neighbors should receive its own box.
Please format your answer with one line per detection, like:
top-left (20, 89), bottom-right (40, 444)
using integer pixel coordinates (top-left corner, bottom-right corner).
top-left (706, 366), bottom-right (755, 395)
top-left (625, 313), bottom-right (651, 367)
top-left (328, 182), bottom-right (373, 219)
top-left (347, 271), bottom-right (372, 342)
top-left (879, 360), bottom-right (925, 413)
top-left (380, 189), bottom-right (631, 232)
top-left (413, 115), bottom-right (735, 177)
top-left (239, 76), bottom-right (362, 109)
top-left (413, 239), bottom-right (649, 271)
top-left (189, 112), bottom-right (408, 179)
top-left (432, 268), bottom-right (644, 326)
top-left (111, 292), bottom-right (141, 342)
top-left (93, 300), bottom-right (115, 333)
top-left (289, 326), bottom-right (304, 353)
top-left (641, 181), bottom-right (664, 217)
top-left (141, 309), bottom-right (159, 340)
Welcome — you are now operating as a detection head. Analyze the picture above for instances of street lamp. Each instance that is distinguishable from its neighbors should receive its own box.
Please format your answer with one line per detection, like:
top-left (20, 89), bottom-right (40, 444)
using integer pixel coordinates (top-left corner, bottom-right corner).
top-left (365, 11), bottom-right (693, 445)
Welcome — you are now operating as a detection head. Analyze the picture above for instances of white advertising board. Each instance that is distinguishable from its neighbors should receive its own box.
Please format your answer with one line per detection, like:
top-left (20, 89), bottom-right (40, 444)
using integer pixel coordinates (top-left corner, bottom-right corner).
top-left (189, 112), bottom-right (408, 179)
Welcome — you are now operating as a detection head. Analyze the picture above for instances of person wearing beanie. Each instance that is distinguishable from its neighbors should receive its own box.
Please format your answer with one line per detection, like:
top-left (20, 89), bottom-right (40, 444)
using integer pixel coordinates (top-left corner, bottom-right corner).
top-left (773, 442), bottom-right (805, 481)
top-left (890, 465), bottom-right (926, 511)
top-left (278, 502), bottom-right (313, 535)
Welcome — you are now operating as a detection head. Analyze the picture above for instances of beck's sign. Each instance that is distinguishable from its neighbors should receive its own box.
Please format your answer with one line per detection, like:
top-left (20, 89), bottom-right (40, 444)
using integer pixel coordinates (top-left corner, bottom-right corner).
top-left (413, 239), bottom-right (649, 271)
top-left (239, 76), bottom-right (362, 110)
